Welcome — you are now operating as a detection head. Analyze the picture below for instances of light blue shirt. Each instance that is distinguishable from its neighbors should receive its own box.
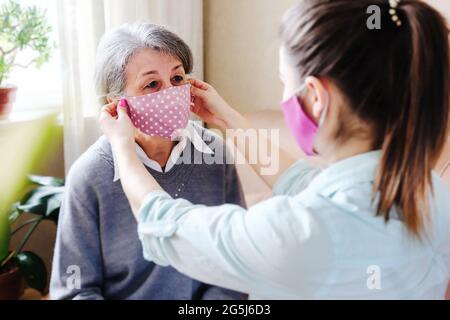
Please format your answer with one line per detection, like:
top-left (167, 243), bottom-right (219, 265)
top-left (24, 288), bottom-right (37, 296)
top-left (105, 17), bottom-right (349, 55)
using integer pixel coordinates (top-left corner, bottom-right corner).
top-left (137, 150), bottom-right (450, 299)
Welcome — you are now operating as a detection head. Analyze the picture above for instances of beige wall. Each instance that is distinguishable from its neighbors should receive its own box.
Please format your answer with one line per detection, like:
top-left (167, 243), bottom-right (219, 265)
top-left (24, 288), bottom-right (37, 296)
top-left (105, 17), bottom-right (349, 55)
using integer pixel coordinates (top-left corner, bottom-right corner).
top-left (204, 0), bottom-right (450, 114)
top-left (204, 0), bottom-right (296, 113)
top-left (427, 0), bottom-right (450, 20)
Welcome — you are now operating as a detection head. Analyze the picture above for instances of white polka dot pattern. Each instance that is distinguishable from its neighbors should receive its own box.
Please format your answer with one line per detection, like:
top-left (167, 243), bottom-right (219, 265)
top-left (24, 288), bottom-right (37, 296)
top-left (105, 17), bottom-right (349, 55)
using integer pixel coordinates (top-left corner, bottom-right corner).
top-left (125, 84), bottom-right (191, 139)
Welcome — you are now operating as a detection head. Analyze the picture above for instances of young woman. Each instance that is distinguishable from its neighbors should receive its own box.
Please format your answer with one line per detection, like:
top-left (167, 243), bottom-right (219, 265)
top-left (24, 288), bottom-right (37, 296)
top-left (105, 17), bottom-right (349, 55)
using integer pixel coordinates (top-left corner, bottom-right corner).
top-left (99, 0), bottom-right (450, 299)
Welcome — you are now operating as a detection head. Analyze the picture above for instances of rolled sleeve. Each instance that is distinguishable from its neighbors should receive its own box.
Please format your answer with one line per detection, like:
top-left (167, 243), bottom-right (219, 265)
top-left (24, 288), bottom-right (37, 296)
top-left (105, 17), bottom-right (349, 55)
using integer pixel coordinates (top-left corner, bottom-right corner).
top-left (136, 190), bottom-right (331, 297)
top-left (137, 191), bottom-right (179, 266)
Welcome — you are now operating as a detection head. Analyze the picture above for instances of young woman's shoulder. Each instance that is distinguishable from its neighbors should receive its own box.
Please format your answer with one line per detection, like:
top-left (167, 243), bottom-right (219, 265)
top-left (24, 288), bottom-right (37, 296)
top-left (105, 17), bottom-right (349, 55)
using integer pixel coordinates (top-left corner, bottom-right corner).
top-left (430, 172), bottom-right (450, 236)
top-left (432, 172), bottom-right (450, 209)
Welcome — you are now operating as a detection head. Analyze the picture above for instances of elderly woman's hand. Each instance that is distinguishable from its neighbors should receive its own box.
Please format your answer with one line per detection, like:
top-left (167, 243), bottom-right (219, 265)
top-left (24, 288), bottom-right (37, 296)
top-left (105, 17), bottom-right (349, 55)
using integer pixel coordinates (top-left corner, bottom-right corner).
top-left (99, 100), bottom-right (135, 148)
top-left (189, 78), bottom-right (247, 130)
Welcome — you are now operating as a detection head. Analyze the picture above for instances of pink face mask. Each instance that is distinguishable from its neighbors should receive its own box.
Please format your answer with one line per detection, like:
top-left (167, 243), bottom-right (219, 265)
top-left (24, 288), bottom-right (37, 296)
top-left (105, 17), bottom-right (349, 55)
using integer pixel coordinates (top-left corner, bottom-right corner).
top-left (124, 83), bottom-right (191, 139)
top-left (281, 85), bottom-right (328, 156)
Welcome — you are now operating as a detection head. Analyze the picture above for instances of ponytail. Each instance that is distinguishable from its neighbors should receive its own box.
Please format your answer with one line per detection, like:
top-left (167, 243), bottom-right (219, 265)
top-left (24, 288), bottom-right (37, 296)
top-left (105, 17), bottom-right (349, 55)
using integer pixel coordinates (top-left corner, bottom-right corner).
top-left (374, 1), bottom-right (449, 237)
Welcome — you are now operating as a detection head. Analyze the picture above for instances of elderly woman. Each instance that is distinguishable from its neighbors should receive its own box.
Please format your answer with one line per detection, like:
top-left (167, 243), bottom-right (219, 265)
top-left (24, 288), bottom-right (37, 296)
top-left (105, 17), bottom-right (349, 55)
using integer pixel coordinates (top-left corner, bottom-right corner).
top-left (50, 23), bottom-right (245, 300)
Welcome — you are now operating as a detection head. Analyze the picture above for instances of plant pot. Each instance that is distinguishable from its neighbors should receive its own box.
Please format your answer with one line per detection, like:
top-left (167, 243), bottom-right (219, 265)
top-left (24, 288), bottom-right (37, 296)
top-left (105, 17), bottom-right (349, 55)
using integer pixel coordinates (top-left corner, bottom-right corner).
top-left (0, 258), bottom-right (24, 300)
top-left (0, 85), bottom-right (18, 119)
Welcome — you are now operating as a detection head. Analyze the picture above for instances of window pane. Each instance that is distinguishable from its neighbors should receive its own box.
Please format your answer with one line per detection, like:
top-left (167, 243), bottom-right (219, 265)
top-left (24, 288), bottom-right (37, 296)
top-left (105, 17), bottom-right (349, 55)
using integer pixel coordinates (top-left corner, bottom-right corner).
top-left (2, 0), bottom-right (62, 112)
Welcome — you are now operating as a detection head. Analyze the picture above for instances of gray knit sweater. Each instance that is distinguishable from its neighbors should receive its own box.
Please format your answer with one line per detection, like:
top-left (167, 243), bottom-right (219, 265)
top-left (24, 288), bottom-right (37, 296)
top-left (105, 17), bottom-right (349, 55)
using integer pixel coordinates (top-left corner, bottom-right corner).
top-left (50, 126), bottom-right (246, 300)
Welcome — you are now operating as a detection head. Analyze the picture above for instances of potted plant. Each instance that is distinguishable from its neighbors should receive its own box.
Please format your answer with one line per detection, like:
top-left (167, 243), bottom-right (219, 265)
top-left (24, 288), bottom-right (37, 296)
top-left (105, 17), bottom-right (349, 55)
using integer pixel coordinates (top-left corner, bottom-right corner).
top-left (0, 0), bottom-right (53, 118)
top-left (0, 175), bottom-right (64, 300)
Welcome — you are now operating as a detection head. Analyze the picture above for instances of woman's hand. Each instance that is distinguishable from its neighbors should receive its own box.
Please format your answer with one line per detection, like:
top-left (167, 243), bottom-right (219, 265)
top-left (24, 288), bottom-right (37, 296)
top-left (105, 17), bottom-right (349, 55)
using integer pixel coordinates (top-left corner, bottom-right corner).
top-left (189, 78), bottom-right (247, 130)
top-left (99, 100), bottom-right (135, 149)
top-left (100, 100), bottom-right (163, 217)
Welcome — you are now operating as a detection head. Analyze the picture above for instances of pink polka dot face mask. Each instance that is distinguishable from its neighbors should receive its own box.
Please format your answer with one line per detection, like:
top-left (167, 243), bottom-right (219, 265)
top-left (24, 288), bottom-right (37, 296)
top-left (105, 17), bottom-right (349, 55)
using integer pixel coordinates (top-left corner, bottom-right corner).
top-left (124, 83), bottom-right (191, 139)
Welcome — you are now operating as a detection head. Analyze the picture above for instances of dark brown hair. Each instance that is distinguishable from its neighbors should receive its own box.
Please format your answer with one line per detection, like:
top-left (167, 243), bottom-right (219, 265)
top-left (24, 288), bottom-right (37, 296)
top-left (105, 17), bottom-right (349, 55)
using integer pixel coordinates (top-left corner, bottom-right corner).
top-left (280, 0), bottom-right (449, 237)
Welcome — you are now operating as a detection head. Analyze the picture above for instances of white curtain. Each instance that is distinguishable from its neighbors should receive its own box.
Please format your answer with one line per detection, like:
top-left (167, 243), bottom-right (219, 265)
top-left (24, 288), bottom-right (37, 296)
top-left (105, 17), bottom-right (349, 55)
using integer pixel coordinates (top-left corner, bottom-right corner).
top-left (57, 0), bottom-right (204, 172)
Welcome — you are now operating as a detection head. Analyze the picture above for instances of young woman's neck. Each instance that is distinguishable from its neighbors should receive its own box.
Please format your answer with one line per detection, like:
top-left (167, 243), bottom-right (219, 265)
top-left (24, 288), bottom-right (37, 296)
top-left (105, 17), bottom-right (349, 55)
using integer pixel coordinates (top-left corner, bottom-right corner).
top-left (323, 137), bottom-right (375, 166)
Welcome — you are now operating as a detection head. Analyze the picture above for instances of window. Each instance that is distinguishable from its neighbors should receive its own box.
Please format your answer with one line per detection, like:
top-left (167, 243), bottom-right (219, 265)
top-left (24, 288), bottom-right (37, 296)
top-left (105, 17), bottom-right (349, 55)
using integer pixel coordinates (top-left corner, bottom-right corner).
top-left (5, 0), bottom-right (62, 113)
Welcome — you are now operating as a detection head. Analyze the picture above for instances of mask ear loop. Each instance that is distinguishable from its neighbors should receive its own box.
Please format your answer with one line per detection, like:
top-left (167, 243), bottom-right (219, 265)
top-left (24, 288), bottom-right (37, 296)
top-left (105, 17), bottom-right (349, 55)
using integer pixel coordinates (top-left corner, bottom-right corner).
top-left (318, 91), bottom-right (329, 128)
top-left (296, 83), bottom-right (329, 128)
top-left (295, 84), bottom-right (307, 99)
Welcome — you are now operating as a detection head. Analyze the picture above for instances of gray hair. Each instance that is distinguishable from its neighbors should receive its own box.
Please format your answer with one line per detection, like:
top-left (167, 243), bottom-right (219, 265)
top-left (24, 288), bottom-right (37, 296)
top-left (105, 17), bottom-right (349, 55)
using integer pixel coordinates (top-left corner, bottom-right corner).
top-left (94, 22), bottom-right (193, 104)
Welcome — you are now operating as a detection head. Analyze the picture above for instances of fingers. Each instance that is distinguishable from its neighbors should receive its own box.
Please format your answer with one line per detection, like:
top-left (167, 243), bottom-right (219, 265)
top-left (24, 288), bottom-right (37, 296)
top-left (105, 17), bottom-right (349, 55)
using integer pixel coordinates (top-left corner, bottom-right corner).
top-left (102, 101), bottom-right (119, 117)
top-left (189, 78), bottom-right (211, 91)
top-left (190, 102), bottom-right (200, 114)
top-left (117, 99), bottom-right (129, 119)
top-left (99, 108), bottom-right (114, 124)
top-left (117, 100), bottom-right (134, 134)
top-left (99, 100), bottom-right (125, 125)
top-left (191, 86), bottom-right (208, 99)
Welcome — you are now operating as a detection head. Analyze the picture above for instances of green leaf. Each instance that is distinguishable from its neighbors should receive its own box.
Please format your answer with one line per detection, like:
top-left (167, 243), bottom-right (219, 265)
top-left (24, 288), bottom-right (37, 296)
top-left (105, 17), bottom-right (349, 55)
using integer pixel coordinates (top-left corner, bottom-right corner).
top-left (21, 185), bottom-right (64, 204)
top-left (45, 195), bottom-right (62, 221)
top-left (17, 202), bottom-right (46, 216)
top-left (46, 208), bottom-right (59, 224)
top-left (16, 251), bottom-right (47, 293)
top-left (28, 175), bottom-right (64, 187)
top-left (17, 186), bottom-right (64, 222)
top-left (0, 213), bottom-right (9, 263)
top-left (8, 210), bottom-right (20, 224)
top-left (8, 203), bottom-right (21, 224)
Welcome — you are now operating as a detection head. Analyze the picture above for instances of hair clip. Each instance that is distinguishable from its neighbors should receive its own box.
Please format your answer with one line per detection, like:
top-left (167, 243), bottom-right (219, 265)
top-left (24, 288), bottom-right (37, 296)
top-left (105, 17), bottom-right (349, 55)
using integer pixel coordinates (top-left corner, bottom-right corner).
top-left (389, 0), bottom-right (402, 27)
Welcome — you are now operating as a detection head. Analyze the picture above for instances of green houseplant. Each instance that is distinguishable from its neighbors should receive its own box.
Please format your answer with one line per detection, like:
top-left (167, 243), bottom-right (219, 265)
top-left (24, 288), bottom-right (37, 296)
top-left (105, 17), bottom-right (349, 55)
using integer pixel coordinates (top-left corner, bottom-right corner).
top-left (0, 175), bottom-right (64, 299)
top-left (0, 0), bottom-right (54, 117)
top-left (0, 114), bottom-right (61, 300)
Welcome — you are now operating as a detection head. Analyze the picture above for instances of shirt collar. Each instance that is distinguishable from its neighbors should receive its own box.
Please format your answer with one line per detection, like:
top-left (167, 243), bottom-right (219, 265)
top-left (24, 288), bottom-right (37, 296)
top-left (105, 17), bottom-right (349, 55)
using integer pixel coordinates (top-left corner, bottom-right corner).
top-left (113, 122), bottom-right (214, 182)
top-left (306, 150), bottom-right (382, 197)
